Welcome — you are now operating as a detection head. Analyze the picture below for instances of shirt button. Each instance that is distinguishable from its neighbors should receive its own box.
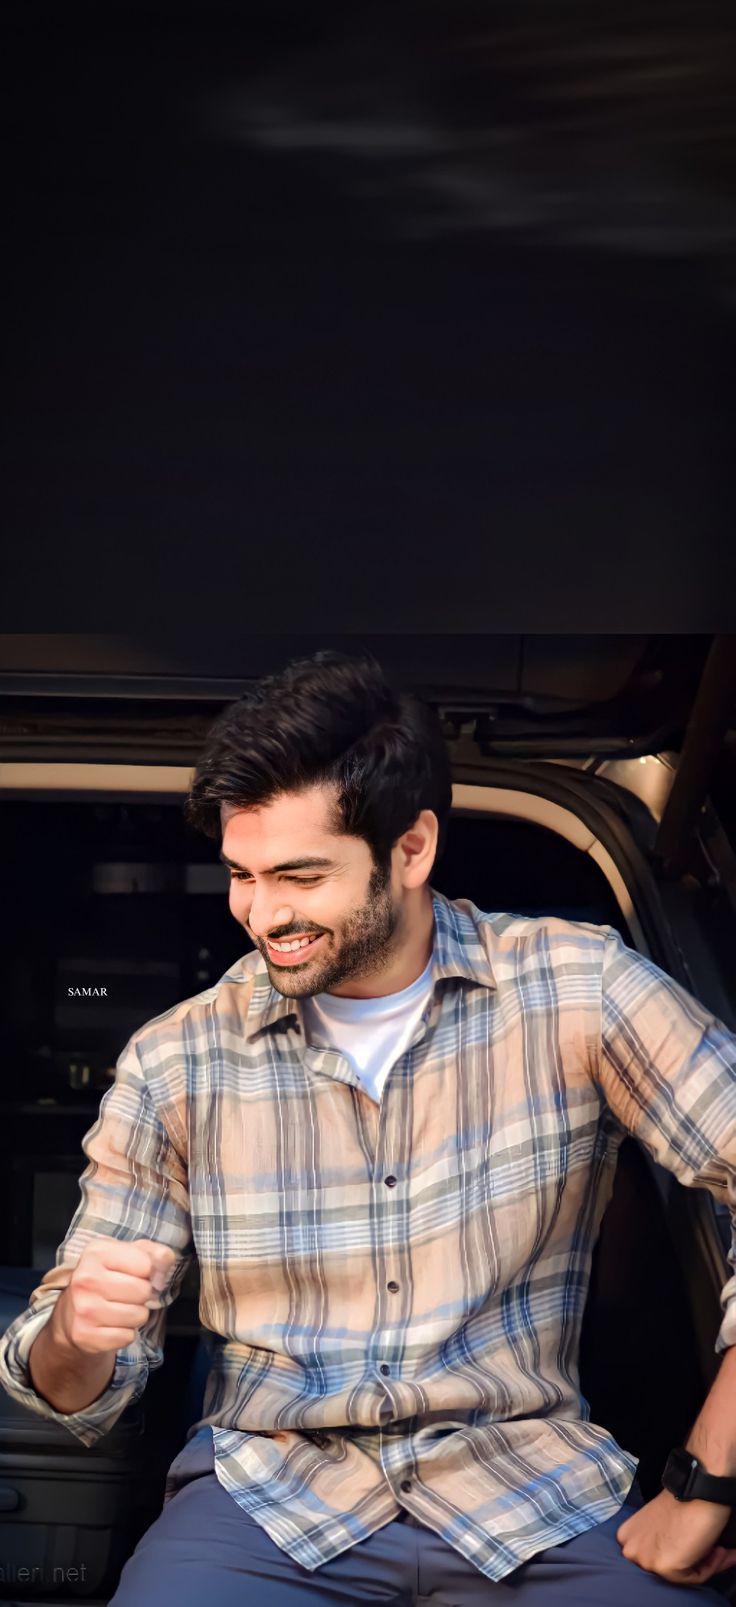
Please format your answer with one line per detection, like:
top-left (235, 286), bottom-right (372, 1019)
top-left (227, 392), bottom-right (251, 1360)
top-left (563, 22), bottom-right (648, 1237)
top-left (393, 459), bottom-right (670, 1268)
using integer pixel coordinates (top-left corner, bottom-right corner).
top-left (380, 1364), bottom-right (390, 1376)
top-left (400, 1480), bottom-right (412, 1493)
top-left (384, 1175), bottom-right (397, 1188)
top-left (387, 1281), bottom-right (399, 1294)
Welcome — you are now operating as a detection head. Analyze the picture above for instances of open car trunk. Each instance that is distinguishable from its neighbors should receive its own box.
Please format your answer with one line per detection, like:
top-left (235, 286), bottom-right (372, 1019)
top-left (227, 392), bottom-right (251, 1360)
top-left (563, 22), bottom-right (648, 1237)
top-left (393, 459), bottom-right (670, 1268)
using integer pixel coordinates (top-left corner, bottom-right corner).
top-left (0, 772), bottom-right (733, 1602)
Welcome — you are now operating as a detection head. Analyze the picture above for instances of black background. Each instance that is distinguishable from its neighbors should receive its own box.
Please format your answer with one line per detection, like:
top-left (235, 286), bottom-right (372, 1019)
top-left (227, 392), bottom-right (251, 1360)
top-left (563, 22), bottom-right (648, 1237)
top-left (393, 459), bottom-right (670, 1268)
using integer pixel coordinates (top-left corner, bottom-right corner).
top-left (2, 1), bottom-right (736, 633)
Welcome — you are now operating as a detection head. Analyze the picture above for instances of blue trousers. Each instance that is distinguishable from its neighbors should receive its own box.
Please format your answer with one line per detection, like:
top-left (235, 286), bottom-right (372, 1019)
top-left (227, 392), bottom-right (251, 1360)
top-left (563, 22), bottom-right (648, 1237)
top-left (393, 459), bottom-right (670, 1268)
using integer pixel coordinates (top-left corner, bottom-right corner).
top-left (110, 1429), bottom-right (728, 1606)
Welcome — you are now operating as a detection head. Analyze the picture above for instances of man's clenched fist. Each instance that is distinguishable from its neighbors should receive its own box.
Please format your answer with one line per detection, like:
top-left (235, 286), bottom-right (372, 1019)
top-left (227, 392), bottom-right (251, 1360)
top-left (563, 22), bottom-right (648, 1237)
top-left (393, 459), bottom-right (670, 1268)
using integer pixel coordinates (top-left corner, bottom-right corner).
top-left (55, 1237), bottom-right (178, 1356)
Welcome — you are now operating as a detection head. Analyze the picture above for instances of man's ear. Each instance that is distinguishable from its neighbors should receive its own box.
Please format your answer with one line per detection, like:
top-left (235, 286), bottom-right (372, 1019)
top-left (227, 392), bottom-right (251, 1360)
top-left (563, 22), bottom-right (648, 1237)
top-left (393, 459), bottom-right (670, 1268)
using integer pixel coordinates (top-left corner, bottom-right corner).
top-left (396, 809), bottom-right (439, 889)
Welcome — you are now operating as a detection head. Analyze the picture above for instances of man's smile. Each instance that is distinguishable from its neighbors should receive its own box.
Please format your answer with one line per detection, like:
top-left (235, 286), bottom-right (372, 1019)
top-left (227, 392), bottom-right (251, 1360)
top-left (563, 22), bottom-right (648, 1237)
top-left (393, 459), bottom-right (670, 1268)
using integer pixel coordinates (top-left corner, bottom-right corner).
top-left (265, 933), bottom-right (326, 965)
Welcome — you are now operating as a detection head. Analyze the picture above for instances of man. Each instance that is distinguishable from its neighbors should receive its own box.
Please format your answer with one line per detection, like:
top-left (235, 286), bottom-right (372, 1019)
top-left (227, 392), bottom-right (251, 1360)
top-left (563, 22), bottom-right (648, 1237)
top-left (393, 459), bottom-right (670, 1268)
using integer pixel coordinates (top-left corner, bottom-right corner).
top-left (1, 649), bottom-right (735, 1605)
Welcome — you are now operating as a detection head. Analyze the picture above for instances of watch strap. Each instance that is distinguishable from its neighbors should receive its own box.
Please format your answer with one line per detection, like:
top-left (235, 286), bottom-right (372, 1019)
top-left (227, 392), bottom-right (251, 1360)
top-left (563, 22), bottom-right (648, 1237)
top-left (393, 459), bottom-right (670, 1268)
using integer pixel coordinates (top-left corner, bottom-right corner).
top-left (688, 1464), bottom-right (736, 1505)
top-left (664, 1450), bottom-right (736, 1507)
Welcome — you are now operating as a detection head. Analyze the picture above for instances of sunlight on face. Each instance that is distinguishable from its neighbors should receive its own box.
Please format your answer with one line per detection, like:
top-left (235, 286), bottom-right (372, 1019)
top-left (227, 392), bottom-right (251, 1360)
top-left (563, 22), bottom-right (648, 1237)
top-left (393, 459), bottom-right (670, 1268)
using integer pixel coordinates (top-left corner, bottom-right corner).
top-left (220, 785), bottom-right (404, 998)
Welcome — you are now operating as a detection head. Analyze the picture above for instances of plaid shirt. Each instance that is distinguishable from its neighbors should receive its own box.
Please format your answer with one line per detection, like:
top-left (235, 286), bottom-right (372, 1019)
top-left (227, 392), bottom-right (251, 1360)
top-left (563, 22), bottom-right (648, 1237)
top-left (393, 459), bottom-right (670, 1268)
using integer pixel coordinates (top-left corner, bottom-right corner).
top-left (1, 890), bottom-right (735, 1583)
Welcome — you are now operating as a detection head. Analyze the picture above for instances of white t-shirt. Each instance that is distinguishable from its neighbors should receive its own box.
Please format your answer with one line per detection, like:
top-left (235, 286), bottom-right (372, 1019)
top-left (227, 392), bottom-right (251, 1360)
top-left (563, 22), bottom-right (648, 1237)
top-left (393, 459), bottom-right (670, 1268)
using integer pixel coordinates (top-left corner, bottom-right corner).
top-left (300, 956), bottom-right (434, 1104)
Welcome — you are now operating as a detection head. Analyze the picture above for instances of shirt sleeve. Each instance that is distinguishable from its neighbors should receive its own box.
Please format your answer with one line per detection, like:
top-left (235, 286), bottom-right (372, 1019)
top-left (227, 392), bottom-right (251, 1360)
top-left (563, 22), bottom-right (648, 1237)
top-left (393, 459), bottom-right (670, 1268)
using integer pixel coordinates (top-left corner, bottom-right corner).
top-left (598, 927), bottom-right (736, 1356)
top-left (0, 1032), bottom-right (193, 1445)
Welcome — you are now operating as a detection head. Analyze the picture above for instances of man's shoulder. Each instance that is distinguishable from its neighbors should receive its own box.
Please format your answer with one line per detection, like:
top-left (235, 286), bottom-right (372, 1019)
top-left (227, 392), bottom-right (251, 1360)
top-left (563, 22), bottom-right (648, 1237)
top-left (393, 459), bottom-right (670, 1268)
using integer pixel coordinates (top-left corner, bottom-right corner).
top-left (443, 893), bottom-right (616, 978)
top-left (121, 950), bottom-right (262, 1069)
top-left (448, 892), bottom-right (615, 944)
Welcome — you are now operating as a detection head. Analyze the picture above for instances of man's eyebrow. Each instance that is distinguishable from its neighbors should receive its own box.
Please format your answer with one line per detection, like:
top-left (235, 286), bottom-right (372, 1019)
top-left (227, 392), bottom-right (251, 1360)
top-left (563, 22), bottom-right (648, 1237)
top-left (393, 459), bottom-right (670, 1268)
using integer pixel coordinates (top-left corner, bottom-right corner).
top-left (218, 852), bottom-right (336, 874)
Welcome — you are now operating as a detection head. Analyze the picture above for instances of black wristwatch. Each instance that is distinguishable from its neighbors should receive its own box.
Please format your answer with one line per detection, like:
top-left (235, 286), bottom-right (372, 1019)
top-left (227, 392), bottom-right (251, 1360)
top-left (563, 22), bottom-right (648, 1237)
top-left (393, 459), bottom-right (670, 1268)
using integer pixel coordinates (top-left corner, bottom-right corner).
top-left (662, 1448), bottom-right (736, 1508)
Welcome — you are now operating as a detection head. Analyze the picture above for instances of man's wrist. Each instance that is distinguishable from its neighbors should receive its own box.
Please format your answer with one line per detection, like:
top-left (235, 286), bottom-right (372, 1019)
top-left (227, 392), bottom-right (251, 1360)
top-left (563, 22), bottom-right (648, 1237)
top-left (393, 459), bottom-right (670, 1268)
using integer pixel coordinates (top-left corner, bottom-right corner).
top-left (663, 1448), bottom-right (736, 1507)
top-left (28, 1291), bottom-right (118, 1413)
top-left (46, 1288), bottom-right (82, 1360)
top-left (685, 1427), bottom-right (736, 1480)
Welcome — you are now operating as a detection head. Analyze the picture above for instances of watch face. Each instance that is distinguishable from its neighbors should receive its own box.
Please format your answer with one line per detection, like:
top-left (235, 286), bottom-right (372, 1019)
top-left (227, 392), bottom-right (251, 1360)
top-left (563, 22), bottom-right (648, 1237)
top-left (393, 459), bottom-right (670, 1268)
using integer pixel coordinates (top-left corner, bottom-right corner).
top-left (663, 1449), bottom-right (697, 1499)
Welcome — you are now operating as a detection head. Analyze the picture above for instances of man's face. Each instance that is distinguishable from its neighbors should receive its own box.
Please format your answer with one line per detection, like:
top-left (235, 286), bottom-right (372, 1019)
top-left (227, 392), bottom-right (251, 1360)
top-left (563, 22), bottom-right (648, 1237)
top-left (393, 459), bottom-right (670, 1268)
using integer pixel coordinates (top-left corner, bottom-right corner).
top-left (220, 785), bottom-right (405, 998)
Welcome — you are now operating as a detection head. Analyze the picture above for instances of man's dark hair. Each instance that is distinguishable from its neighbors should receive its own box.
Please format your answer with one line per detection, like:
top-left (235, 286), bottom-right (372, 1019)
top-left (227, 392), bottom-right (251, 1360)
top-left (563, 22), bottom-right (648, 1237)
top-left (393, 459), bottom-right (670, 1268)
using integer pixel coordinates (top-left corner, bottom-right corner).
top-left (184, 650), bottom-right (453, 874)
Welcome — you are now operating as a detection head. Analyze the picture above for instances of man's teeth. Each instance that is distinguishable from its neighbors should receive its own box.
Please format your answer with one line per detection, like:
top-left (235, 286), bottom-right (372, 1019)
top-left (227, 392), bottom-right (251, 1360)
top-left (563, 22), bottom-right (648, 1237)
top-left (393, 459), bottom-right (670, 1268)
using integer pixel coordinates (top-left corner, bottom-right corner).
top-left (269, 936), bottom-right (318, 952)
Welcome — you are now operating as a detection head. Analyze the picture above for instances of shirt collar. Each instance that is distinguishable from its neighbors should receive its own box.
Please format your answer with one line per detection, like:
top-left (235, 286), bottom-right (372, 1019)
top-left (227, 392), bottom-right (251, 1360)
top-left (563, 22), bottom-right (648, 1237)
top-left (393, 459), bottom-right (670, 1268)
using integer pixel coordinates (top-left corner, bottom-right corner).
top-left (241, 886), bottom-right (496, 1042)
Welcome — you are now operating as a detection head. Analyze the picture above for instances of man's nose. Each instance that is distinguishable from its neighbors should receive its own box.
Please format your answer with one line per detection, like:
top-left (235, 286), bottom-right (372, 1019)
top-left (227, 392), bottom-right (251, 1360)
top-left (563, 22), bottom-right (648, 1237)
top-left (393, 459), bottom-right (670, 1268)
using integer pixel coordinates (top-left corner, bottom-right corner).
top-left (246, 887), bottom-right (295, 940)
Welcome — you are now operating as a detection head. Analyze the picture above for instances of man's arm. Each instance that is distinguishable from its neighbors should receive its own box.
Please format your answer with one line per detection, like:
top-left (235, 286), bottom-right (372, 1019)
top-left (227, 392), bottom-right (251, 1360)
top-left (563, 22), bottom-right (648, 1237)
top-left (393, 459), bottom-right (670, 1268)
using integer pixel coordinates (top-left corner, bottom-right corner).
top-left (598, 927), bottom-right (736, 1349)
top-left (596, 928), bottom-right (736, 1584)
top-left (686, 1340), bottom-right (736, 1478)
top-left (615, 1345), bottom-right (736, 1584)
top-left (0, 1033), bottom-right (192, 1445)
top-left (28, 1234), bottom-right (177, 1415)
top-left (29, 1297), bottom-right (117, 1414)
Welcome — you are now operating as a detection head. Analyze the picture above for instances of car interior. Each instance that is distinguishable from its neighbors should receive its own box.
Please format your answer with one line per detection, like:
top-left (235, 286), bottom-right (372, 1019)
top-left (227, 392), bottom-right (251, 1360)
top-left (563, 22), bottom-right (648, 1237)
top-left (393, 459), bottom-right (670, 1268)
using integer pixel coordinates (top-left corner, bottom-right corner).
top-left (0, 789), bottom-right (733, 1602)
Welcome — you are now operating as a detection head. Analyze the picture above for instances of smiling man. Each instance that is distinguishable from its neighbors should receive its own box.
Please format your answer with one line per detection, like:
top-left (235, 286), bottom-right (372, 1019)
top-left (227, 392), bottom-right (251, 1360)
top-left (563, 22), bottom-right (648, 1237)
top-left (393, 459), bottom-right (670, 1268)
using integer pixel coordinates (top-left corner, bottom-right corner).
top-left (1, 650), bottom-right (735, 1607)
top-left (218, 785), bottom-right (428, 999)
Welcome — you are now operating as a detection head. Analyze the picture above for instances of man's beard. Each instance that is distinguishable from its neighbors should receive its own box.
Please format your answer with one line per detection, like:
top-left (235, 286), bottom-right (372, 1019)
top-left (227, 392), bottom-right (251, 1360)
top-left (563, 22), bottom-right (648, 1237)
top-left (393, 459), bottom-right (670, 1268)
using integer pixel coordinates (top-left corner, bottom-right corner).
top-left (260, 860), bottom-right (403, 997)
